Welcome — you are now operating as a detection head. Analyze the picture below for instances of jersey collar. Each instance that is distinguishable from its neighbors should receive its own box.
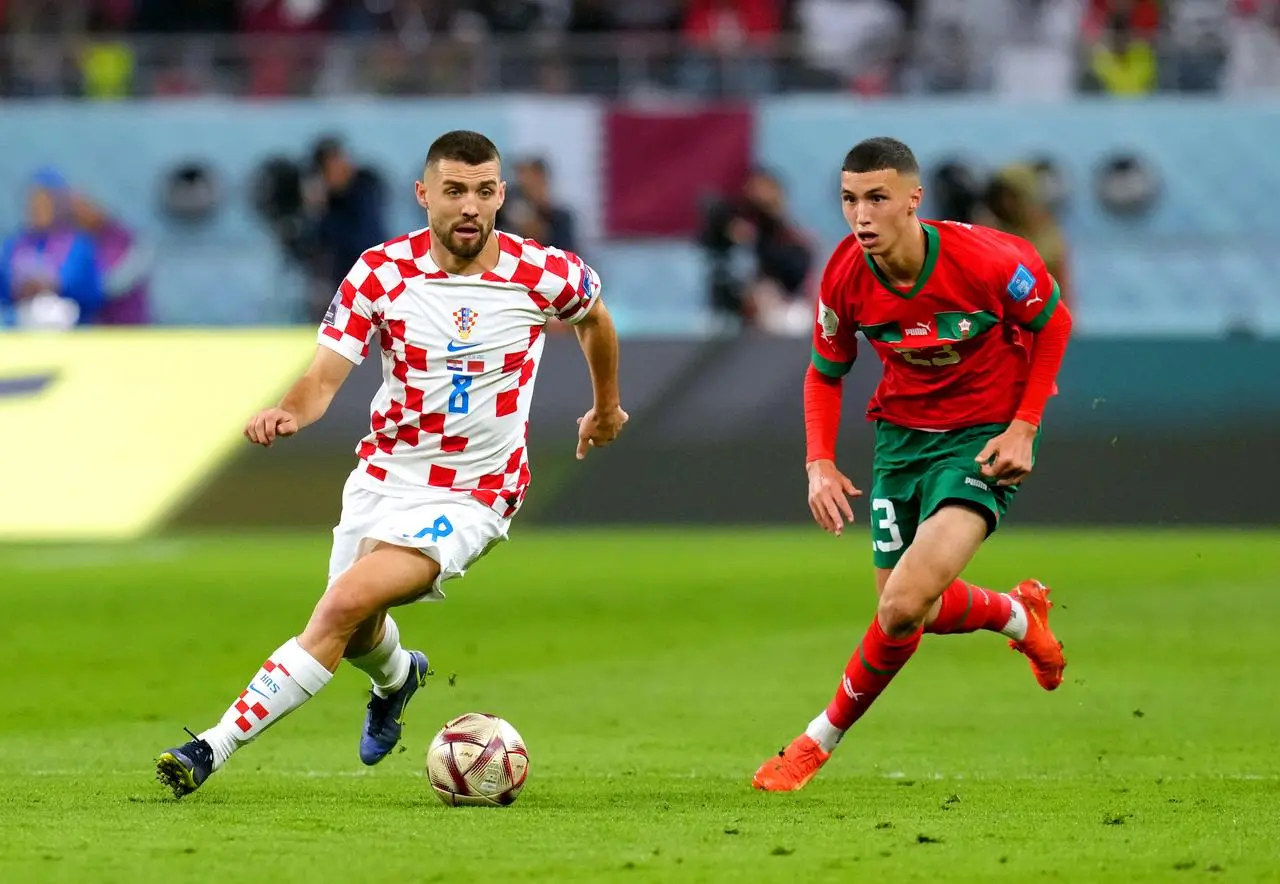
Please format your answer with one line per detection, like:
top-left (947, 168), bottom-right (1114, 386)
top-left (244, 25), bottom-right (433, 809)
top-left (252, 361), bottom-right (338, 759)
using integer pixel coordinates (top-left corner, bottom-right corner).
top-left (863, 221), bottom-right (940, 300)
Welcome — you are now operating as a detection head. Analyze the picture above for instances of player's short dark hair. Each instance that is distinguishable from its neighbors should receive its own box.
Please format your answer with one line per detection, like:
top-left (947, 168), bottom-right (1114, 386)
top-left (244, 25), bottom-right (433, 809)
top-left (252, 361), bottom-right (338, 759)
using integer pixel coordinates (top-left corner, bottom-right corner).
top-left (842, 137), bottom-right (919, 176)
top-left (425, 131), bottom-right (501, 171)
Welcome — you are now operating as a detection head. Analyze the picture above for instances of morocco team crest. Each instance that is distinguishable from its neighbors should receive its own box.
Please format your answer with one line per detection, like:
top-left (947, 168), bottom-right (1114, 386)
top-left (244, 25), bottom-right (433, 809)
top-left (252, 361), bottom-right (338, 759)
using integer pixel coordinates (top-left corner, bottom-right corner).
top-left (453, 306), bottom-right (479, 340)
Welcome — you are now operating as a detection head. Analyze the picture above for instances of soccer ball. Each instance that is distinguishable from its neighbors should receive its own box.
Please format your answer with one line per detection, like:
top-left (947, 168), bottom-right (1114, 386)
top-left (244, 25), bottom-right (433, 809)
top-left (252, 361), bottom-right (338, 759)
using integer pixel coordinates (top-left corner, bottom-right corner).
top-left (426, 712), bottom-right (529, 806)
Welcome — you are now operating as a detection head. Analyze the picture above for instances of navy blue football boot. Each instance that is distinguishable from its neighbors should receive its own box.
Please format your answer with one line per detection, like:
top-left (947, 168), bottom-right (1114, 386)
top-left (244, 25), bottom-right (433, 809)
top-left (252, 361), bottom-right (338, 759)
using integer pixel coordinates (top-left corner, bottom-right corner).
top-left (359, 650), bottom-right (431, 765)
top-left (156, 729), bottom-right (215, 798)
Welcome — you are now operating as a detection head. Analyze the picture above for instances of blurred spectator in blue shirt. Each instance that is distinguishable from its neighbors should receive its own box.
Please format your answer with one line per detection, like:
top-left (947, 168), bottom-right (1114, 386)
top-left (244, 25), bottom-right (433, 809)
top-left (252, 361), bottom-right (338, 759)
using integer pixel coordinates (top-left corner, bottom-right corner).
top-left (0, 169), bottom-right (104, 329)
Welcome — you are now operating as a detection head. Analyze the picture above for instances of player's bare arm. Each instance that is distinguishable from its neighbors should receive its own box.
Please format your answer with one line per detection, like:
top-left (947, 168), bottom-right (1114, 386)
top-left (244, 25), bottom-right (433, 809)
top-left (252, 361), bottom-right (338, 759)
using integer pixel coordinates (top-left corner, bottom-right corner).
top-left (572, 299), bottom-right (628, 460)
top-left (245, 345), bottom-right (354, 447)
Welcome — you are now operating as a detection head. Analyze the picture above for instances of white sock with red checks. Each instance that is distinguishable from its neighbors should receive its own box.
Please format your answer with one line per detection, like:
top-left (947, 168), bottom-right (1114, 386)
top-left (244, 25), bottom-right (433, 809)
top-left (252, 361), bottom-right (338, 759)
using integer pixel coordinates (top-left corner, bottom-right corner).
top-left (198, 638), bottom-right (332, 770)
top-left (347, 614), bottom-right (412, 699)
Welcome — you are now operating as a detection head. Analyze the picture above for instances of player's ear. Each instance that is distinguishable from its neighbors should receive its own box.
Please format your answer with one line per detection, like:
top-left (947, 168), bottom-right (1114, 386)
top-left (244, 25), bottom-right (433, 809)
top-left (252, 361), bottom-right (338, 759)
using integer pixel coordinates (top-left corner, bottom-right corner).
top-left (415, 178), bottom-right (430, 210)
top-left (908, 184), bottom-right (923, 215)
top-left (497, 180), bottom-right (507, 209)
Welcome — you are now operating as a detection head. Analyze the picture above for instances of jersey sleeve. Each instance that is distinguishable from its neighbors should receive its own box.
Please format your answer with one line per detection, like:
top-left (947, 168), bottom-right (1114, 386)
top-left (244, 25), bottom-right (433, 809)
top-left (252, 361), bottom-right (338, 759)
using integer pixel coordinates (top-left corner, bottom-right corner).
top-left (810, 269), bottom-right (858, 378)
top-left (994, 245), bottom-right (1062, 333)
top-left (549, 252), bottom-right (602, 325)
top-left (318, 251), bottom-right (383, 365)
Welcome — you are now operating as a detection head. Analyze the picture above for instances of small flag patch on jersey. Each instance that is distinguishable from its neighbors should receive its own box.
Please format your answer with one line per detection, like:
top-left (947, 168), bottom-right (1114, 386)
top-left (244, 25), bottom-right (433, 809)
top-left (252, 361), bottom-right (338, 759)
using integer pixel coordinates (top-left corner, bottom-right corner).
top-left (453, 306), bottom-right (479, 340)
top-left (446, 357), bottom-right (485, 374)
top-left (1006, 264), bottom-right (1037, 302)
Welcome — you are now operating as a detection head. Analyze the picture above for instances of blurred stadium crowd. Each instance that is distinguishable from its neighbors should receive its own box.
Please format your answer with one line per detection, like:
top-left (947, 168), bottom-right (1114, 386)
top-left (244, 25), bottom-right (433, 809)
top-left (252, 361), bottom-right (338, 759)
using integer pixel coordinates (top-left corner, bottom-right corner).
top-left (1, 0), bottom-right (1276, 99)
top-left (1, 1), bottom-right (1276, 334)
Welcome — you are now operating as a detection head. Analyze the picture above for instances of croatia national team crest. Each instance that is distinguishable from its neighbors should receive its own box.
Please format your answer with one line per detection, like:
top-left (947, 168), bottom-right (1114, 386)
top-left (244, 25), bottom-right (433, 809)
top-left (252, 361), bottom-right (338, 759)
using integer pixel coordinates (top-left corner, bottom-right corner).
top-left (453, 306), bottom-right (479, 340)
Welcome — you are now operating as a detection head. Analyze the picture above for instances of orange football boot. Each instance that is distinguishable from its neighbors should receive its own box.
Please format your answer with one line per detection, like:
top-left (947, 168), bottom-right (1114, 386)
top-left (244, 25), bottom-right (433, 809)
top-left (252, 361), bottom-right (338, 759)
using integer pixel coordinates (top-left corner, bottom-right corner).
top-left (752, 734), bottom-right (831, 791)
top-left (1008, 579), bottom-right (1066, 690)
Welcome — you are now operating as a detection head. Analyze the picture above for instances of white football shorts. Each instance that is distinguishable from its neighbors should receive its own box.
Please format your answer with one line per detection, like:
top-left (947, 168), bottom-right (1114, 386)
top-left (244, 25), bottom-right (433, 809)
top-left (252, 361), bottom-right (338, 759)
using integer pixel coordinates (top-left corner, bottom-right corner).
top-left (327, 472), bottom-right (510, 601)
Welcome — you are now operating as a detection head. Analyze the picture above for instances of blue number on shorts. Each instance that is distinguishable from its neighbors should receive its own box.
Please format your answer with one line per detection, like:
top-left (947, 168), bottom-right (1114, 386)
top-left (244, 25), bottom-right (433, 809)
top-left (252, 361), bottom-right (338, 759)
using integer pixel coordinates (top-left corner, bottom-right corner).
top-left (411, 516), bottom-right (453, 542)
top-left (448, 375), bottom-right (472, 414)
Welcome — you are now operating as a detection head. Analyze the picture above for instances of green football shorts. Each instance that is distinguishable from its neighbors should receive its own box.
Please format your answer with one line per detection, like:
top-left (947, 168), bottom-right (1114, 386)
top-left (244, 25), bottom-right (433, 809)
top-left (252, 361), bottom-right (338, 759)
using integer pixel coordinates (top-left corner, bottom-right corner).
top-left (868, 420), bottom-right (1039, 569)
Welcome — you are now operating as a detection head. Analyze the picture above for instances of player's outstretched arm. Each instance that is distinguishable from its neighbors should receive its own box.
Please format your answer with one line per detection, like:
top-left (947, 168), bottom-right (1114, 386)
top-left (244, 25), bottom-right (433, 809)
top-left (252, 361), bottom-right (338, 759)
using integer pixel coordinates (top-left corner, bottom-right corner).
top-left (245, 346), bottom-right (356, 447)
top-left (571, 300), bottom-right (628, 460)
top-left (805, 364), bottom-right (861, 535)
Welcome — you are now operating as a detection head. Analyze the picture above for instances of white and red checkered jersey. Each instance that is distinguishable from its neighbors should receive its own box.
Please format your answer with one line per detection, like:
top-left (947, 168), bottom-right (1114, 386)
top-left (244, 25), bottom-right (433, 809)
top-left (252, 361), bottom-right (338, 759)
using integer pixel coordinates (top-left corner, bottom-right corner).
top-left (317, 227), bottom-right (601, 518)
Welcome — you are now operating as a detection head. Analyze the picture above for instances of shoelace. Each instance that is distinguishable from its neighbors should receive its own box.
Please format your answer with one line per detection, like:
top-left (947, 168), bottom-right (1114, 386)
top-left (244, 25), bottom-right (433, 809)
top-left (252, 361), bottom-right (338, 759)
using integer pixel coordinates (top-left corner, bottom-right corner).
top-left (365, 692), bottom-right (399, 738)
top-left (181, 727), bottom-right (214, 767)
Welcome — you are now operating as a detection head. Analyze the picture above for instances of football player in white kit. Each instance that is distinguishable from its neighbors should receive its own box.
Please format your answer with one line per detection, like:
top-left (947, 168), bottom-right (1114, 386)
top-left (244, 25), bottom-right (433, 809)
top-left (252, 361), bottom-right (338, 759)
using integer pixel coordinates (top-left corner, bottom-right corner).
top-left (157, 131), bottom-right (627, 797)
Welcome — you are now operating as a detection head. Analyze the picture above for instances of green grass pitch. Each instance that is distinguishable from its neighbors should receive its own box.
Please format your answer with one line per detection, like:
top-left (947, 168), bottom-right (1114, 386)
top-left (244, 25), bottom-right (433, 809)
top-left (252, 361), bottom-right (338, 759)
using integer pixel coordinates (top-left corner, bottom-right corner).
top-left (1, 528), bottom-right (1277, 883)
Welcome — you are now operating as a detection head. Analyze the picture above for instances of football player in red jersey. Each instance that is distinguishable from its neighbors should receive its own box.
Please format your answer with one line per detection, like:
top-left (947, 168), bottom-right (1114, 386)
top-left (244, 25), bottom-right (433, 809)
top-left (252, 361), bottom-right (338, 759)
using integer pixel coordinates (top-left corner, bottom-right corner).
top-left (754, 137), bottom-right (1073, 792)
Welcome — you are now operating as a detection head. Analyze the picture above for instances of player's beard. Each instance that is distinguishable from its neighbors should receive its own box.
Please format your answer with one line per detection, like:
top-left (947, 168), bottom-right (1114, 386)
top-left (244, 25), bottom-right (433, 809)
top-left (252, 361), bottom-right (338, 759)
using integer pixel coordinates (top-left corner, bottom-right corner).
top-left (434, 217), bottom-right (491, 261)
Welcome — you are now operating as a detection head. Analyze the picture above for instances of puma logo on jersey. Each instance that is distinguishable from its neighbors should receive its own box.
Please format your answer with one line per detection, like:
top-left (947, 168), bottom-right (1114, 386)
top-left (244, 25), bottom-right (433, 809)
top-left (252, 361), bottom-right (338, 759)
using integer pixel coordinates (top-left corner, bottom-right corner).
top-left (1026, 295), bottom-right (1044, 307)
top-left (905, 321), bottom-right (932, 337)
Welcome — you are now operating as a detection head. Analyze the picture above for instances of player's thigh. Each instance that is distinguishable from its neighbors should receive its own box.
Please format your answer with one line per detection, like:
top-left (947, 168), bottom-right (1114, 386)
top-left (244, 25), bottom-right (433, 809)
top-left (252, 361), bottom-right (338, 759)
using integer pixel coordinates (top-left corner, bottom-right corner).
top-left (869, 420), bottom-right (933, 569)
top-left (919, 456), bottom-right (1021, 541)
top-left (326, 543), bottom-right (445, 615)
top-left (361, 494), bottom-right (510, 604)
top-left (867, 477), bottom-right (920, 570)
top-left (882, 504), bottom-right (989, 616)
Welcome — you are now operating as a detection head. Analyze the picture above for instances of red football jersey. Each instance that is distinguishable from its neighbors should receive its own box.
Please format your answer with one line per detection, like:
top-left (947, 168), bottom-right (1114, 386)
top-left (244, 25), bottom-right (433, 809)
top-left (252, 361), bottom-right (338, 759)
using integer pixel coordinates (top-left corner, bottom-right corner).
top-left (812, 220), bottom-right (1062, 430)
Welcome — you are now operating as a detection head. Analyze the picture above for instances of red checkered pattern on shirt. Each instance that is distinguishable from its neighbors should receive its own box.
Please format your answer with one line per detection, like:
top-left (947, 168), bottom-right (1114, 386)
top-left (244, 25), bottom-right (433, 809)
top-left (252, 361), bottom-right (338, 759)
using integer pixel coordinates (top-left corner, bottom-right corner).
top-left (489, 232), bottom-right (598, 324)
top-left (317, 229), bottom-right (598, 518)
top-left (412, 325), bottom-right (542, 517)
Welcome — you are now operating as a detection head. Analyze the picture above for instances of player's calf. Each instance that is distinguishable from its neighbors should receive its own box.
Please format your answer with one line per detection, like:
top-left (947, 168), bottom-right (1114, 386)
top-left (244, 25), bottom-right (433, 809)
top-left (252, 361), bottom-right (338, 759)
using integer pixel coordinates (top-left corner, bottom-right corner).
top-left (755, 505), bottom-right (987, 790)
top-left (168, 636), bottom-right (334, 789)
top-left (153, 544), bottom-right (443, 794)
top-left (925, 577), bottom-right (1029, 639)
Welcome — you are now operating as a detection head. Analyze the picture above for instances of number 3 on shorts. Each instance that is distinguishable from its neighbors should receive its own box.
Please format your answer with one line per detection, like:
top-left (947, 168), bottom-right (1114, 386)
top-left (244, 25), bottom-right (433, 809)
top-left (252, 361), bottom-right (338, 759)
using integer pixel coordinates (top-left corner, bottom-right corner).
top-left (872, 498), bottom-right (903, 553)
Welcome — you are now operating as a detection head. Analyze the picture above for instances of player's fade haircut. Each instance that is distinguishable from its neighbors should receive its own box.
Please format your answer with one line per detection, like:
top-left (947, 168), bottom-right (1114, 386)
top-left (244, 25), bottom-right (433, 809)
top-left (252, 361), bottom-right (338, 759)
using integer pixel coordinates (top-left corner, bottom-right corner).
top-left (424, 130), bottom-right (501, 173)
top-left (842, 137), bottom-right (919, 177)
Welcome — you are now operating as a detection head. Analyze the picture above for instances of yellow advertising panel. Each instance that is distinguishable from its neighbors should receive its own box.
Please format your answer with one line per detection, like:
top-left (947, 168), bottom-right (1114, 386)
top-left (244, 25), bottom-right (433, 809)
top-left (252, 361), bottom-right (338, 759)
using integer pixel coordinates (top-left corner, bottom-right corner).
top-left (0, 328), bottom-right (316, 540)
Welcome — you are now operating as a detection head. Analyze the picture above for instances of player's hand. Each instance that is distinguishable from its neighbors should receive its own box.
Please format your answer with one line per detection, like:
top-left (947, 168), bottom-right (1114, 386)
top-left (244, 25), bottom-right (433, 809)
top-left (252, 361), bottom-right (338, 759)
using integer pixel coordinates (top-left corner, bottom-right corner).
top-left (975, 420), bottom-right (1037, 486)
top-left (807, 459), bottom-right (861, 536)
top-left (245, 407), bottom-right (299, 448)
top-left (575, 404), bottom-right (628, 460)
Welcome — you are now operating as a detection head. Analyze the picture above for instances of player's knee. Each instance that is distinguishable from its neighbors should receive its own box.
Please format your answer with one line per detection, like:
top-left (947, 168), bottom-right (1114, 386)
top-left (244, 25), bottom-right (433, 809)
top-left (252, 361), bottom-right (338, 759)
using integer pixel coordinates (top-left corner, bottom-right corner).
top-left (876, 590), bottom-right (929, 636)
top-left (311, 576), bottom-right (381, 639)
